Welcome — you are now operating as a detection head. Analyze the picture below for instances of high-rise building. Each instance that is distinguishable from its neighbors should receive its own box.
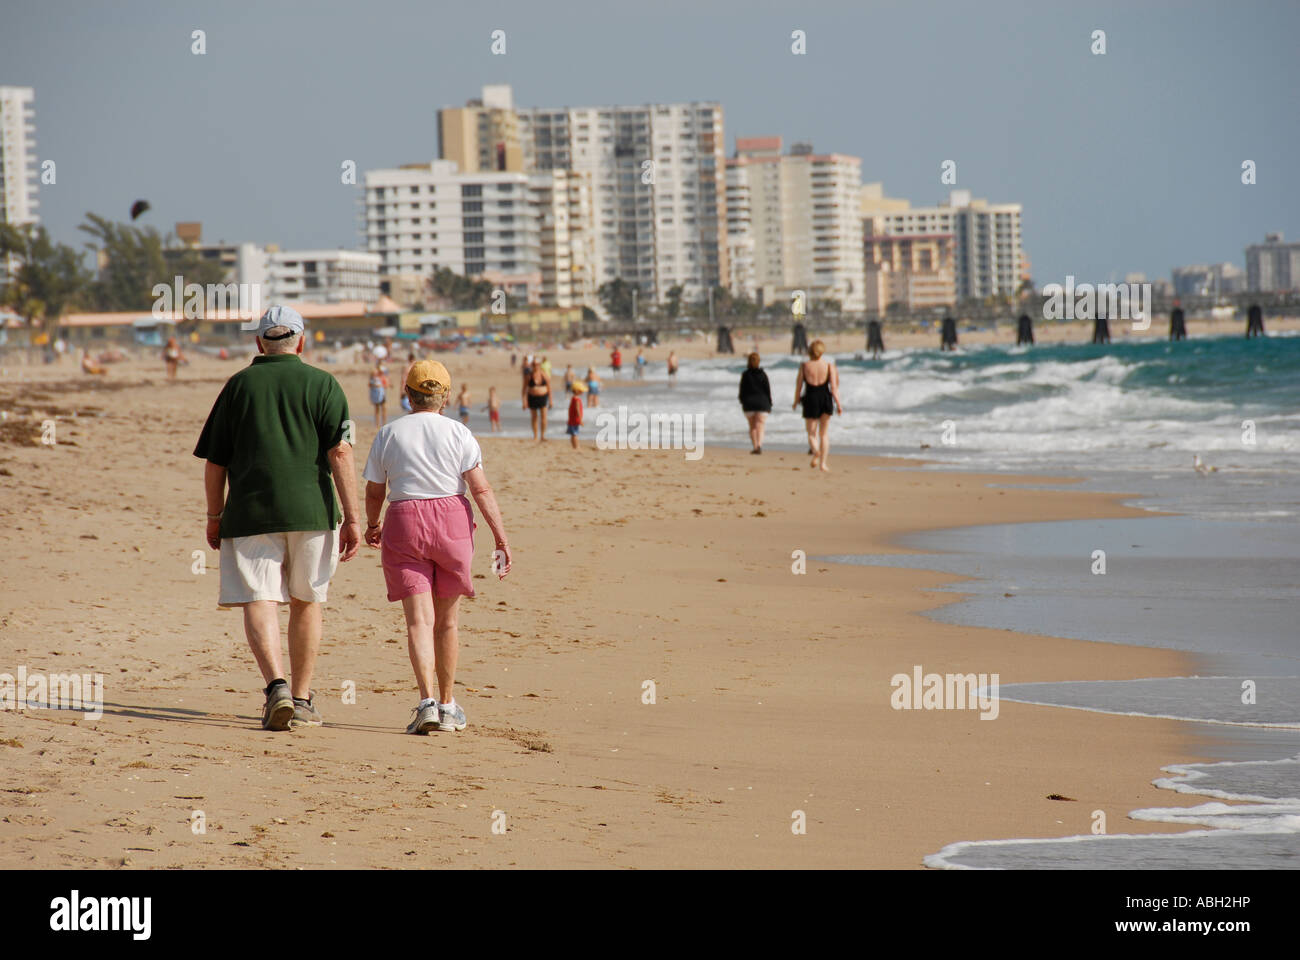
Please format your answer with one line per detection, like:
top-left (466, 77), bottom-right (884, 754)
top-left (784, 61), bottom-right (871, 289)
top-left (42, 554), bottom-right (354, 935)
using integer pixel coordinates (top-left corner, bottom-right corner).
top-left (531, 169), bottom-right (596, 308)
top-left (1245, 234), bottom-right (1300, 292)
top-left (1, 85), bottom-right (38, 281)
top-left (727, 137), bottom-right (865, 311)
top-left (513, 96), bottom-right (727, 306)
top-left (0, 85), bottom-right (37, 230)
top-left (865, 189), bottom-right (1023, 301)
top-left (437, 85), bottom-right (524, 174)
top-left (362, 160), bottom-right (544, 306)
top-left (724, 161), bottom-right (756, 301)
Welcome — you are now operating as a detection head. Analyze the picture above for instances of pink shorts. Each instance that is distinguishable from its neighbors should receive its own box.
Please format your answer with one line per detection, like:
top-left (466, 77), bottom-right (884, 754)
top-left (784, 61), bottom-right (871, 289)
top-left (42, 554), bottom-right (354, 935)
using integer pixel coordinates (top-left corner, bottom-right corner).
top-left (380, 496), bottom-right (477, 601)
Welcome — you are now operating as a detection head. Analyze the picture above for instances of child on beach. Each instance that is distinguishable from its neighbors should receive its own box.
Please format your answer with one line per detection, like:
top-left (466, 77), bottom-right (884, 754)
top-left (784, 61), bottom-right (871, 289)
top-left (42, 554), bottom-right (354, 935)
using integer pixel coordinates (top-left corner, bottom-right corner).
top-left (634, 349), bottom-right (647, 379)
top-left (567, 381), bottom-right (586, 449)
top-left (610, 347), bottom-right (622, 377)
top-left (369, 362), bottom-right (389, 427)
top-left (585, 367), bottom-right (601, 408)
top-left (456, 384), bottom-right (471, 425)
top-left (484, 386), bottom-right (502, 432)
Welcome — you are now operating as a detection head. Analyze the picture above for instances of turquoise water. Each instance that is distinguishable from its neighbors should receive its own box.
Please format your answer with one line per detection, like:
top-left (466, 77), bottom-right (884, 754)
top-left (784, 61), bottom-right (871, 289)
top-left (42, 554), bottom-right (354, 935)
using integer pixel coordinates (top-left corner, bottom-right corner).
top-left (593, 332), bottom-right (1300, 474)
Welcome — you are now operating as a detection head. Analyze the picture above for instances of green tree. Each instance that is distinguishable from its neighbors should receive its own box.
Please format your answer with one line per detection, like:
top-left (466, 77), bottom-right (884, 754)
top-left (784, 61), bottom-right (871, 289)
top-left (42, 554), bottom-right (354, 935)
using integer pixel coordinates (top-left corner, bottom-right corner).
top-left (429, 267), bottom-right (493, 309)
top-left (663, 284), bottom-right (684, 321)
top-left (77, 212), bottom-right (225, 312)
top-left (597, 278), bottom-right (636, 320)
top-left (0, 223), bottom-right (91, 343)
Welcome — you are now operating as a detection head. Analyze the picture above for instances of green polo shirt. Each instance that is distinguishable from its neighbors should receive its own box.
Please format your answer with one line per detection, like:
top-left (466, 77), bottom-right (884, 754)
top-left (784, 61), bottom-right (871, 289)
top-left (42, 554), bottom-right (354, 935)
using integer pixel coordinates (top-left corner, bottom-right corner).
top-left (194, 354), bottom-right (350, 539)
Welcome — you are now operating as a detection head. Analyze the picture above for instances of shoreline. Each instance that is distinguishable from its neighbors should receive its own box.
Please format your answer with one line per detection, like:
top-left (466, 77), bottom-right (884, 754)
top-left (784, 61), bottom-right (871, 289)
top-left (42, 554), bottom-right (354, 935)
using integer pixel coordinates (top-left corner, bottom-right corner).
top-left (0, 355), bottom-right (1223, 868)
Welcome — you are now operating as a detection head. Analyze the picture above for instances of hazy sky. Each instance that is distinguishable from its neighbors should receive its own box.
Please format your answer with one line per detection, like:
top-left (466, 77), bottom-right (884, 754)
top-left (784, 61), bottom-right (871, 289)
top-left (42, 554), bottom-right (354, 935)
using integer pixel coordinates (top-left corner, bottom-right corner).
top-left (4, 0), bottom-right (1297, 289)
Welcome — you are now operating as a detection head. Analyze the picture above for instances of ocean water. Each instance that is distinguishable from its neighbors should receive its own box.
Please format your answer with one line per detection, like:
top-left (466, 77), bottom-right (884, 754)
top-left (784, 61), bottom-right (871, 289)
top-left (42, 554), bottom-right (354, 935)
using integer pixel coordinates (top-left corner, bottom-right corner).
top-left (604, 332), bottom-right (1300, 869)
top-left (597, 331), bottom-right (1300, 478)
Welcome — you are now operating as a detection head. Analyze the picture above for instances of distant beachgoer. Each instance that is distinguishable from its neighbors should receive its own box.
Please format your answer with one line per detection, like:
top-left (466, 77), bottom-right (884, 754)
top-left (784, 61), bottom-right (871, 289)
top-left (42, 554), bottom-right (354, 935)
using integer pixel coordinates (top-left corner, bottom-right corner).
top-left (510, 352), bottom-right (517, 368)
top-left (567, 381), bottom-right (586, 449)
top-left (194, 305), bottom-right (360, 731)
top-left (362, 359), bottom-right (511, 735)
top-left (484, 386), bottom-right (502, 432)
top-left (369, 363), bottom-right (389, 427)
top-left (610, 347), bottom-right (622, 377)
top-left (456, 384), bottom-right (471, 425)
top-left (163, 337), bottom-right (182, 380)
top-left (634, 349), bottom-right (646, 380)
top-left (793, 339), bottom-right (842, 471)
top-left (563, 364), bottom-right (575, 394)
top-left (523, 355), bottom-right (552, 440)
top-left (667, 351), bottom-right (678, 386)
top-left (585, 367), bottom-right (601, 408)
top-left (81, 350), bottom-right (107, 376)
top-left (739, 352), bottom-right (772, 454)
top-left (540, 356), bottom-right (552, 378)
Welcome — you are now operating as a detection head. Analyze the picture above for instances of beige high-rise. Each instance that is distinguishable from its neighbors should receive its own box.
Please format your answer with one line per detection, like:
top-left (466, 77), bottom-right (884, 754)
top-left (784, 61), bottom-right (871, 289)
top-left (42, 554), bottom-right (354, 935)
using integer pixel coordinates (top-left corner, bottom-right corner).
top-left (727, 137), bottom-right (864, 312)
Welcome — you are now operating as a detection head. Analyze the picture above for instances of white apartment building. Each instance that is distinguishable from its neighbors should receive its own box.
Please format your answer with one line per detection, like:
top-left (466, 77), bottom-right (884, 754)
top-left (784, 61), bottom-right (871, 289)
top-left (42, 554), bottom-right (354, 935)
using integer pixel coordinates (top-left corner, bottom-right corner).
top-left (515, 97), bottom-right (727, 306)
top-left (1246, 233), bottom-right (1300, 292)
top-left (265, 249), bottom-right (380, 304)
top-left (531, 169), bottom-right (595, 308)
top-left (866, 189), bottom-right (1023, 301)
top-left (724, 161), bottom-right (756, 301)
top-left (362, 160), bottom-right (542, 305)
top-left (0, 86), bottom-right (37, 229)
top-left (1, 85), bottom-right (38, 281)
top-left (727, 137), bottom-right (865, 312)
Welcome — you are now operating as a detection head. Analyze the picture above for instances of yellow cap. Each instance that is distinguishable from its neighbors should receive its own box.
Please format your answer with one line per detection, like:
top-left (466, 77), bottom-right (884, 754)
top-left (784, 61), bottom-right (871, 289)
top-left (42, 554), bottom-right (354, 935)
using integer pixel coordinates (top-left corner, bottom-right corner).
top-left (571, 381), bottom-right (587, 393)
top-left (406, 359), bottom-right (450, 395)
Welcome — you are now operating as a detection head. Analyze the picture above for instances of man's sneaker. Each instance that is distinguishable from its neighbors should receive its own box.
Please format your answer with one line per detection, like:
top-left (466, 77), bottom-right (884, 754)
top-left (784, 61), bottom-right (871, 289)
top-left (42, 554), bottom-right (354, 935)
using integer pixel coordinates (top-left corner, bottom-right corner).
top-left (262, 680), bottom-right (294, 731)
top-left (437, 700), bottom-right (467, 733)
top-left (405, 701), bottom-right (439, 735)
top-left (291, 694), bottom-right (323, 728)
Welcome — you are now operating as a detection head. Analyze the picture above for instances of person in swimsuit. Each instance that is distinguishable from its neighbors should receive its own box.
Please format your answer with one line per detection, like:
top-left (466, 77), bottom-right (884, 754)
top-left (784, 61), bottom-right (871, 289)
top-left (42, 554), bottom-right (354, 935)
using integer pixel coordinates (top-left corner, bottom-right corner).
top-left (610, 347), bottom-right (622, 377)
top-left (484, 386), bottom-right (502, 432)
top-left (522, 359), bottom-right (552, 441)
top-left (793, 339), bottom-right (842, 472)
top-left (163, 336), bottom-right (183, 381)
top-left (667, 351), bottom-right (679, 387)
top-left (369, 362), bottom-right (389, 427)
top-left (585, 367), bottom-right (601, 408)
top-left (456, 384), bottom-right (471, 426)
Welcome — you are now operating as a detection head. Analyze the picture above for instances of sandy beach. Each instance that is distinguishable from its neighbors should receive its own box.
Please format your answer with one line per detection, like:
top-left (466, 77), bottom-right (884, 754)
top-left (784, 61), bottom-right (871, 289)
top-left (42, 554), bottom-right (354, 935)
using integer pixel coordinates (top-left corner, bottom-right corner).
top-left (0, 342), bottom-right (1248, 868)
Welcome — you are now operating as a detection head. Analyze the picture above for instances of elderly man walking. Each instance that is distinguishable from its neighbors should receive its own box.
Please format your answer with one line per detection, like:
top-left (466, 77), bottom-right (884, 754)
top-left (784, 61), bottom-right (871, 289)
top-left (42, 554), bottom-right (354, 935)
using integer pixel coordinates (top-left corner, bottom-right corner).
top-left (194, 305), bottom-right (361, 730)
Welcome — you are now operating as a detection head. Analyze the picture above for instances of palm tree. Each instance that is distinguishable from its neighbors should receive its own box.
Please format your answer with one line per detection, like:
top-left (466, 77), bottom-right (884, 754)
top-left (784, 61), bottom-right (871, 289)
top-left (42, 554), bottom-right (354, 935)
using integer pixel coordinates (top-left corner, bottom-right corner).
top-left (0, 223), bottom-right (90, 349)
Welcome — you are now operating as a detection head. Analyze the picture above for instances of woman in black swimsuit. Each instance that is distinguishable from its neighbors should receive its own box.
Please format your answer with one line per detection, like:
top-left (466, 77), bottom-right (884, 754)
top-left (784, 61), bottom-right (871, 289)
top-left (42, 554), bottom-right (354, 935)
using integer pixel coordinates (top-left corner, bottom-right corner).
top-left (522, 361), bottom-right (552, 441)
top-left (793, 339), bottom-right (842, 471)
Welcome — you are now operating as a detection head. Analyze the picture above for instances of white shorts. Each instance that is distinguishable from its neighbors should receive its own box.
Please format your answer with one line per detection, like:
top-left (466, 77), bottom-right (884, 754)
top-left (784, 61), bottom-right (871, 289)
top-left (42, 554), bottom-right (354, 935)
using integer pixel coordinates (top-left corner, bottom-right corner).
top-left (218, 530), bottom-right (340, 605)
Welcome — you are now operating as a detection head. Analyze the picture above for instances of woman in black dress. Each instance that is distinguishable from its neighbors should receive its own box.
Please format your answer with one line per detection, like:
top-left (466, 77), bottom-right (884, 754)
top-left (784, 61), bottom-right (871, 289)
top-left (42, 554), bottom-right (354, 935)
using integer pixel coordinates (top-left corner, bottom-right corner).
top-left (793, 339), bottom-right (842, 471)
top-left (738, 352), bottom-right (772, 454)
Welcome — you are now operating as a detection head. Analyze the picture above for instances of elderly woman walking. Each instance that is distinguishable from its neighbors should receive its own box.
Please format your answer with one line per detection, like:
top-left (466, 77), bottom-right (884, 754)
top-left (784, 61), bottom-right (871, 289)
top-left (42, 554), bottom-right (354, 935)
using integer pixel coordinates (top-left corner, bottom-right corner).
top-left (363, 360), bottom-right (512, 734)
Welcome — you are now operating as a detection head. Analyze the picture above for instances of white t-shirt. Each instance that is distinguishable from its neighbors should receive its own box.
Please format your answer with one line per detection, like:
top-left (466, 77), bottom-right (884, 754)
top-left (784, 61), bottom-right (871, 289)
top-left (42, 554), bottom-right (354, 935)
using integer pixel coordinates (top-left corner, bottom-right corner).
top-left (363, 412), bottom-right (483, 501)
